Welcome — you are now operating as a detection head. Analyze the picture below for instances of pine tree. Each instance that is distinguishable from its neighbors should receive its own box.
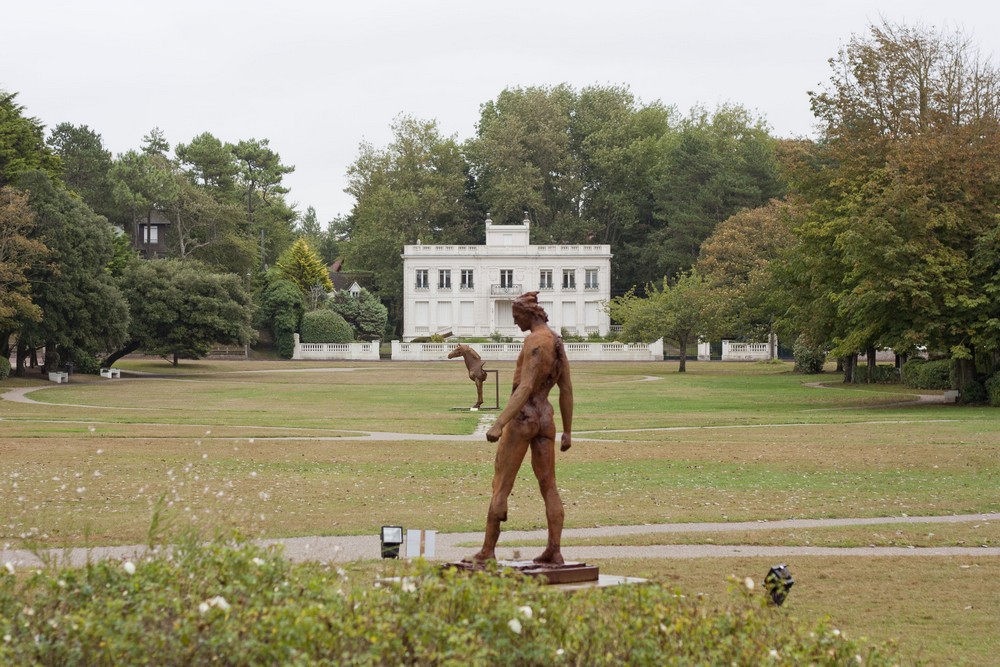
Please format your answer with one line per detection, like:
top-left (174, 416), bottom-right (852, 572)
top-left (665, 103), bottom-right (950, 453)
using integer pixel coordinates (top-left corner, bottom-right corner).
top-left (275, 238), bottom-right (333, 296)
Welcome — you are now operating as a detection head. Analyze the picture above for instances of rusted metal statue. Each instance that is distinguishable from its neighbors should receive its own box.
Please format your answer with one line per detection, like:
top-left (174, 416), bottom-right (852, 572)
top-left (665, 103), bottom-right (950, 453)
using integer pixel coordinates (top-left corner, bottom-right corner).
top-left (448, 344), bottom-right (488, 409)
top-left (470, 292), bottom-right (573, 565)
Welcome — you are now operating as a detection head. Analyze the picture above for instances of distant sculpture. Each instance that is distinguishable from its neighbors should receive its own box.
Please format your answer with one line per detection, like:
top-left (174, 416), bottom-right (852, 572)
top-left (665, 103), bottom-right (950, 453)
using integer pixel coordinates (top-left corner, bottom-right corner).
top-left (448, 344), bottom-right (488, 409)
top-left (470, 292), bottom-right (573, 565)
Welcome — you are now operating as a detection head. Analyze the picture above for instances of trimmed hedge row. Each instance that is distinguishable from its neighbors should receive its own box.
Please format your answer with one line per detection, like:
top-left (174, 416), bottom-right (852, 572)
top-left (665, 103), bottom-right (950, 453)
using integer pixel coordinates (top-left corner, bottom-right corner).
top-left (300, 309), bottom-right (354, 344)
top-left (0, 537), bottom-right (897, 666)
top-left (901, 358), bottom-right (952, 389)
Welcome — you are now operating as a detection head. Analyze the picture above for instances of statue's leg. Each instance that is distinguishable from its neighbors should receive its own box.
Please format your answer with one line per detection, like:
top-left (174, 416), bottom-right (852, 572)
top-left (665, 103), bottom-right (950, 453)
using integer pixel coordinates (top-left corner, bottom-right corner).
top-left (473, 379), bottom-right (484, 408)
top-left (529, 435), bottom-right (565, 565)
top-left (471, 425), bottom-right (529, 563)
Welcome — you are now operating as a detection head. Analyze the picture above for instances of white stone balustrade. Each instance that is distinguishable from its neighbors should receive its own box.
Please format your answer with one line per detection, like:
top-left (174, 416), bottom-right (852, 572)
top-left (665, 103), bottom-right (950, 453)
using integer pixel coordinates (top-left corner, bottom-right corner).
top-left (291, 335), bottom-right (381, 361)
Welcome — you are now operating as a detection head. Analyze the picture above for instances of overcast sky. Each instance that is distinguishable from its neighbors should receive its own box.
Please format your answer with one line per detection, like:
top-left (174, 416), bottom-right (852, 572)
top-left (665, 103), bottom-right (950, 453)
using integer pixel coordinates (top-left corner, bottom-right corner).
top-left (4, 1), bottom-right (998, 225)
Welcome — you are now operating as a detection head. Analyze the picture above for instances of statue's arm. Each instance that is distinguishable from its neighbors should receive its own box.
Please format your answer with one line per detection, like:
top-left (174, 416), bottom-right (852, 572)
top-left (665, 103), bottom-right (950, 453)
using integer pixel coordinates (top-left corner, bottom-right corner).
top-left (558, 362), bottom-right (573, 451)
top-left (486, 345), bottom-right (541, 442)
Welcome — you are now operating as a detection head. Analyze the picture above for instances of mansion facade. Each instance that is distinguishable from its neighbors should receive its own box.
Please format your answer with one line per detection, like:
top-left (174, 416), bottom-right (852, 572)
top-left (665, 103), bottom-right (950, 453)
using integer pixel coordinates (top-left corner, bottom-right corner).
top-left (400, 215), bottom-right (612, 341)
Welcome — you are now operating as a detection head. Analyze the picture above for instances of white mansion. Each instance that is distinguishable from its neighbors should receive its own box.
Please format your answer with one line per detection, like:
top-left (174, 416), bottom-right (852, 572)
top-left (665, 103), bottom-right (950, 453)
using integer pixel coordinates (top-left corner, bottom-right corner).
top-left (400, 215), bottom-right (613, 341)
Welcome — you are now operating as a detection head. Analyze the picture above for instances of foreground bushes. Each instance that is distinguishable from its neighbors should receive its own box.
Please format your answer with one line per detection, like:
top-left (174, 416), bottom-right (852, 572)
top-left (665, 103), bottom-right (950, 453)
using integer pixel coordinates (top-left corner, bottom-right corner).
top-left (0, 537), bottom-right (895, 666)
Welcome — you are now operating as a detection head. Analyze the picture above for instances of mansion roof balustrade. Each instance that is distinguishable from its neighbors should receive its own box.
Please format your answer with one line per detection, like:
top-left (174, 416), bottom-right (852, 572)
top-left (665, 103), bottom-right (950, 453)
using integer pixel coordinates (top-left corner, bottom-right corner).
top-left (405, 244), bottom-right (609, 257)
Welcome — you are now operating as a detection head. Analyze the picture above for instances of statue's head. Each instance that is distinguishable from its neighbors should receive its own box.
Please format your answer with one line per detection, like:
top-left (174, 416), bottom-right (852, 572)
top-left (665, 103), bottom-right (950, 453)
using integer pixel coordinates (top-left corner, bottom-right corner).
top-left (513, 292), bottom-right (548, 329)
top-left (447, 344), bottom-right (467, 358)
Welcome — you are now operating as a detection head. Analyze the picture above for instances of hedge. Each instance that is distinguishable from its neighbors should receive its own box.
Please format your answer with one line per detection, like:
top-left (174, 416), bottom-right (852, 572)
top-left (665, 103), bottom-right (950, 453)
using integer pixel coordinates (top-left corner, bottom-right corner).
top-left (0, 536), bottom-right (897, 666)
top-left (901, 358), bottom-right (952, 390)
top-left (300, 309), bottom-right (354, 344)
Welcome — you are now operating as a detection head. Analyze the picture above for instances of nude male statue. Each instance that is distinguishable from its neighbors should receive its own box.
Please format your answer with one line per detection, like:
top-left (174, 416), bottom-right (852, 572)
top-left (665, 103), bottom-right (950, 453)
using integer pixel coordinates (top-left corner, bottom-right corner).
top-left (470, 292), bottom-right (573, 565)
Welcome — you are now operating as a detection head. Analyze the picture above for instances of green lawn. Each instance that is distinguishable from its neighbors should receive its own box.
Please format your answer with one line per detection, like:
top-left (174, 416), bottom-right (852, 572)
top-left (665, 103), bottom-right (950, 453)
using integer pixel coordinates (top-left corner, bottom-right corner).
top-left (2, 358), bottom-right (998, 664)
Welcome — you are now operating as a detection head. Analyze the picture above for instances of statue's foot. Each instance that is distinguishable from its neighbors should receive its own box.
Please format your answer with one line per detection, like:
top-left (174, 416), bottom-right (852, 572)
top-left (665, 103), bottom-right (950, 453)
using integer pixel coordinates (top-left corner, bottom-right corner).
top-left (465, 550), bottom-right (495, 564)
top-left (533, 548), bottom-right (564, 566)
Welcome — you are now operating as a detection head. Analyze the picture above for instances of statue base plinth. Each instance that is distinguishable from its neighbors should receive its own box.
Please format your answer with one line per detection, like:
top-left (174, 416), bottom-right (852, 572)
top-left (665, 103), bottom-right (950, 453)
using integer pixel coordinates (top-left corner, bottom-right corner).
top-left (444, 559), bottom-right (600, 585)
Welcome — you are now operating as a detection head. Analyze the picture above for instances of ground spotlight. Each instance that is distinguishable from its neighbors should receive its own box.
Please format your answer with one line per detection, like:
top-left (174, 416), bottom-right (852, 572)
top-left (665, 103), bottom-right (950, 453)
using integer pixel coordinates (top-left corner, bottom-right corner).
top-left (380, 526), bottom-right (403, 559)
top-left (765, 564), bottom-right (794, 606)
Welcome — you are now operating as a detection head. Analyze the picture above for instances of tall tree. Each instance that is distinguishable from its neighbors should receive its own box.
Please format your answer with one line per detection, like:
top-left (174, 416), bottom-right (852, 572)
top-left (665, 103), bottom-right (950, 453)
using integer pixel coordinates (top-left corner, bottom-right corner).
top-left (47, 123), bottom-right (115, 221)
top-left (105, 258), bottom-right (256, 366)
top-left (14, 171), bottom-right (128, 374)
top-left (0, 91), bottom-right (61, 187)
top-left (643, 105), bottom-right (785, 283)
top-left (466, 85), bottom-right (580, 237)
top-left (345, 115), bottom-right (474, 332)
top-left (792, 21), bottom-right (1000, 385)
top-left (232, 138), bottom-right (296, 270)
top-left (175, 132), bottom-right (238, 190)
top-left (0, 186), bottom-right (48, 357)
top-left (697, 199), bottom-right (799, 342)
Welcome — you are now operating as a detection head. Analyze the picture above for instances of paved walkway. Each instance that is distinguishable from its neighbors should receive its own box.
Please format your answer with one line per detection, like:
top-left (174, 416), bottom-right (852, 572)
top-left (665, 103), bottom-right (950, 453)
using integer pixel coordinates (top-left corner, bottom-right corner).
top-left (4, 513), bottom-right (998, 568)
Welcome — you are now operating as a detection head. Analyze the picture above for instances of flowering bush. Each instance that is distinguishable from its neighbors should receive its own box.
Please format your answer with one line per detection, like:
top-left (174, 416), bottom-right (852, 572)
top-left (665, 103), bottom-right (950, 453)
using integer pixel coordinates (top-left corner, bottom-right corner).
top-left (0, 536), bottom-right (897, 666)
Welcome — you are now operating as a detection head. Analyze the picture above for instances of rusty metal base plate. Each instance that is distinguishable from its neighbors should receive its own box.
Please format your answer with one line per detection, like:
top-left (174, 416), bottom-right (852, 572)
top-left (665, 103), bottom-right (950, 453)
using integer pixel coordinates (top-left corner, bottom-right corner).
top-left (443, 559), bottom-right (600, 585)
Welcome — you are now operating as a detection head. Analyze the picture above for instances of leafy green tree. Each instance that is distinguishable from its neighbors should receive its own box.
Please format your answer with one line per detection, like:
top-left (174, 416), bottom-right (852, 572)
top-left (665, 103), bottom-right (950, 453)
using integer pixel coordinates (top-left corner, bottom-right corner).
top-left (345, 115), bottom-right (475, 331)
top-left (175, 132), bottom-right (238, 191)
top-left (607, 269), bottom-right (723, 372)
top-left (326, 287), bottom-right (388, 341)
top-left (643, 105), bottom-right (785, 282)
top-left (466, 85), bottom-right (580, 235)
top-left (104, 258), bottom-right (255, 366)
top-left (0, 186), bottom-right (48, 358)
top-left (790, 20), bottom-right (1000, 386)
top-left (298, 205), bottom-right (321, 240)
top-left (14, 171), bottom-right (128, 374)
top-left (47, 123), bottom-right (115, 221)
top-left (256, 277), bottom-right (306, 358)
top-left (276, 238), bottom-right (333, 295)
top-left (696, 199), bottom-right (799, 342)
top-left (0, 91), bottom-right (61, 187)
top-left (232, 139), bottom-right (296, 269)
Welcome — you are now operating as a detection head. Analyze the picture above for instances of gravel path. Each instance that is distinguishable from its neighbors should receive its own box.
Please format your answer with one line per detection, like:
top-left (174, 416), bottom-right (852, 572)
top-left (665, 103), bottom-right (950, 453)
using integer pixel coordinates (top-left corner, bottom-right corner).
top-left (4, 513), bottom-right (998, 569)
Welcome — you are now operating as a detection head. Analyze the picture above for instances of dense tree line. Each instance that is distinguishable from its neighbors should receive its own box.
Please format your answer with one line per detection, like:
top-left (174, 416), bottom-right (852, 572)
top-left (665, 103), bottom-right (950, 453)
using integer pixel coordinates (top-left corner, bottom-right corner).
top-left (2, 19), bottom-right (997, 395)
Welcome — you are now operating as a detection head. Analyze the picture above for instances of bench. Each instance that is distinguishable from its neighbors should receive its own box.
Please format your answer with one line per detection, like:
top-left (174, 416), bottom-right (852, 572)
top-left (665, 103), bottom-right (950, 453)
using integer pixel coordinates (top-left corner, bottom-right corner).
top-left (99, 368), bottom-right (121, 379)
top-left (48, 371), bottom-right (69, 383)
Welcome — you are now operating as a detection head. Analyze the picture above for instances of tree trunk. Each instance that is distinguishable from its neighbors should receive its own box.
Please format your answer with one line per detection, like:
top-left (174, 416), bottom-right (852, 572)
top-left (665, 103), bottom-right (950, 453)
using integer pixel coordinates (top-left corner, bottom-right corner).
top-left (677, 336), bottom-right (688, 373)
top-left (43, 342), bottom-right (60, 374)
top-left (15, 339), bottom-right (27, 377)
top-left (953, 358), bottom-right (975, 392)
top-left (102, 341), bottom-right (142, 368)
top-left (866, 347), bottom-right (877, 383)
top-left (842, 354), bottom-right (856, 383)
top-left (172, 352), bottom-right (179, 366)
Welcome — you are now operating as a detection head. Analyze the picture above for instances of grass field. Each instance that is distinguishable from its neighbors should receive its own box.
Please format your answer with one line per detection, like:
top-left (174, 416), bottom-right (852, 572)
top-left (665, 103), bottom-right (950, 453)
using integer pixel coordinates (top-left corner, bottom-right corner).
top-left (2, 358), bottom-right (998, 664)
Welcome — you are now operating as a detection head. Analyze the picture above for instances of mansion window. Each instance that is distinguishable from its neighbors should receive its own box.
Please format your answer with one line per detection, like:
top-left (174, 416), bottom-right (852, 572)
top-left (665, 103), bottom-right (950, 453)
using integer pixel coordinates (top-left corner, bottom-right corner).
top-left (562, 269), bottom-right (576, 290)
top-left (585, 269), bottom-right (599, 290)
top-left (539, 269), bottom-right (553, 290)
top-left (500, 269), bottom-right (514, 288)
top-left (415, 269), bottom-right (429, 289)
top-left (460, 269), bottom-right (474, 289)
top-left (141, 225), bottom-right (159, 244)
top-left (438, 269), bottom-right (452, 289)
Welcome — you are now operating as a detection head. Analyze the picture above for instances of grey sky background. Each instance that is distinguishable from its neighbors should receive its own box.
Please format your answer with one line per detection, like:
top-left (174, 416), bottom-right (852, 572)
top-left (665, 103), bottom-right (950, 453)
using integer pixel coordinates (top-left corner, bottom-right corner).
top-left (4, 1), bottom-right (998, 226)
